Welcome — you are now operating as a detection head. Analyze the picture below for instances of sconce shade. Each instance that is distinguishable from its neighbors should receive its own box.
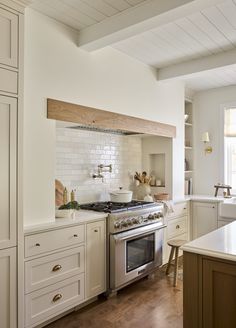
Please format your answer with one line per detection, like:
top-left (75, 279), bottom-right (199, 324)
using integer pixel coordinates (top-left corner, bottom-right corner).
top-left (202, 132), bottom-right (210, 143)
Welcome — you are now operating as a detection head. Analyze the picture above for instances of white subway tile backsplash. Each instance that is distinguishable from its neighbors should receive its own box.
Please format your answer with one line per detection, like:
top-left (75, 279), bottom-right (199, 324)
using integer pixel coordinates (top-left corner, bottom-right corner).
top-left (56, 129), bottom-right (142, 203)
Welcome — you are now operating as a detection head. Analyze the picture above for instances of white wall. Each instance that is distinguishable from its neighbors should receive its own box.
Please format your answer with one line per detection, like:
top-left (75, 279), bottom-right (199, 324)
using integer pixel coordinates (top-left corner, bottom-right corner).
top-left (193, 85), bottom-right (236, 195)
top-left (24, 8), bottom-right (185, 226)
top-left (56, 128), bottom-right (142, 203)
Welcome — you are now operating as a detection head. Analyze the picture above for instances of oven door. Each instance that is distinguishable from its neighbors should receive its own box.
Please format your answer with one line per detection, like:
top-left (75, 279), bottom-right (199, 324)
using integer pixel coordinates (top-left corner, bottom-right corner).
top-left (110, 222), bottom-right (165, 290)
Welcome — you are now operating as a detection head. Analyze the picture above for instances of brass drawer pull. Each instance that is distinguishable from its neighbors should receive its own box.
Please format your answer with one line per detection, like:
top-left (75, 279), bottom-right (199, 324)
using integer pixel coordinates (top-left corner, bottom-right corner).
top-left (94, 229), bottom-right (98, 232)
top-left (52, 264), bottom-right (62, 272)
top-left (35, 243), bottom-right (40, 247)
top-left (52, 293), bottom-right (62, 303)
top-left (183, 207), bottom-right (187, 210)
top-left (176, 225), bottom-right (180, 229)
top-left (73, 234), bottom-right (78, 237)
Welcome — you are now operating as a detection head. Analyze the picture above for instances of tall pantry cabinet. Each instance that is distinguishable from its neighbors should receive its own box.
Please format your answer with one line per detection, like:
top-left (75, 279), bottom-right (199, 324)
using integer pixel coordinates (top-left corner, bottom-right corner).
top-left (0, 1), bottom-right (27, 328)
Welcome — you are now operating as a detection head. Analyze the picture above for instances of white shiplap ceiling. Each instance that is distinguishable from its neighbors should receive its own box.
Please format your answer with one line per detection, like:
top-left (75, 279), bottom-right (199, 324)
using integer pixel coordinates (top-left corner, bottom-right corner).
top-left (30, 0), bottom-right (147, 31)
top-left (30, 0), bottom-right (236, 91)
top-left (113, 0), bottom-right (236, 68)
top-left (179, 64), bottom-right (236, 91)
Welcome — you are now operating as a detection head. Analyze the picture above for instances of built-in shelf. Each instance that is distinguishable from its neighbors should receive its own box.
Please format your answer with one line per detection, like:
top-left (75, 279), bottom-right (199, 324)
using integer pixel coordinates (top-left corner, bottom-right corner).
top-left (185, 99), bottom-right (193, 195)
top-left (150, 185), bottom-right (165, 188)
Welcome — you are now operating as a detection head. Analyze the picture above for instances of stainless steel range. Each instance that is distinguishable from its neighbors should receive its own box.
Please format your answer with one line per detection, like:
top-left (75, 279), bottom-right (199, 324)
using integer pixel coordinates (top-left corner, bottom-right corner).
top-left (80, 200), bottom-right (166, 292)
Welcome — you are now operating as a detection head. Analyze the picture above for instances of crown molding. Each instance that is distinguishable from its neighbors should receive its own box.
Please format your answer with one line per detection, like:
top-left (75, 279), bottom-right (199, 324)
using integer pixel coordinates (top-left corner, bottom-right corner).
top-left (0, 0), bottom-right (32, 13)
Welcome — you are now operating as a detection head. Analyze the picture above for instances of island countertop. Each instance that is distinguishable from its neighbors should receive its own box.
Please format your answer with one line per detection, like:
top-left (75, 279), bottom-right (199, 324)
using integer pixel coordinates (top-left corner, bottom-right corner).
top-left (182, 220), bottom-right (236, 262)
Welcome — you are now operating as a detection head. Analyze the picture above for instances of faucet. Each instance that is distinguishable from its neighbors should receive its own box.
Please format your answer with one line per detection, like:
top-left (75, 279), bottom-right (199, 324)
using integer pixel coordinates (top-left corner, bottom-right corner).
top-left (92, 164), bottom-right (112, 180)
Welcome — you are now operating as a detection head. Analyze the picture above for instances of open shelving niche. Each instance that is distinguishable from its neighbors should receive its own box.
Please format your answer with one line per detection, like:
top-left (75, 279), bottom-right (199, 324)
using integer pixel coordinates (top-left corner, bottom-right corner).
top-left (185, 99), bottom-right (193, 195)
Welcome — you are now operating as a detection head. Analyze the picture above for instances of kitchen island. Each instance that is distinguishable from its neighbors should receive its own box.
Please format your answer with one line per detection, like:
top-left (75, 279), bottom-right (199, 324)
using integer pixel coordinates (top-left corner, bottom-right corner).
top-left (182, 221), bottom-right (236, 328)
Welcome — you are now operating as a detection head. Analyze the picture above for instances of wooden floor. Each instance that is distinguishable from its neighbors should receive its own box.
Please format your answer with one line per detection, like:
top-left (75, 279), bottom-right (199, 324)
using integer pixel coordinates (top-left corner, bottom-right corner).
top-left (46, 266), bottom-right (183, 328)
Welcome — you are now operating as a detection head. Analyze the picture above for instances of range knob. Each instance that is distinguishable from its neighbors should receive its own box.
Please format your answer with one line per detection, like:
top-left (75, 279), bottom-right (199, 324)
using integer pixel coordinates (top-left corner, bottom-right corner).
top-left (138, 216), bottom-right (144, 224)
top-left (121, 220), bottom-right (128, 227)
top-left (114, 221), bottom-right (121, 229)
top-left (132, 217), bottom-right (139, 224)
top-left (127, 219), bottom-right (133, 226)
top-left (148, 214), bottom-right (155, 220)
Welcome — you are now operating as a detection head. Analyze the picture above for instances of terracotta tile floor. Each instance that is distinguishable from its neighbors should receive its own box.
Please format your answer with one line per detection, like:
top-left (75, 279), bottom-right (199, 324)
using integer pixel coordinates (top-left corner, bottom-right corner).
top-left (46, 265), bottom-right (183, 328)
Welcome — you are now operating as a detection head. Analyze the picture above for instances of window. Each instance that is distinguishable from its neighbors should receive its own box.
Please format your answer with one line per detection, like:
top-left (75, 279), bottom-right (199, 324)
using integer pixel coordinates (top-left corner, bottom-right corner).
top-left (224, 108), bottom-right (236, 193)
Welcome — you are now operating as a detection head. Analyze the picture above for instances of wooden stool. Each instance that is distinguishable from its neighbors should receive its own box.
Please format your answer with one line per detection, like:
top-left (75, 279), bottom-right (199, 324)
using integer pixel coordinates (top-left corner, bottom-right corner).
top-left (166, 239), bottom-right (187, 287)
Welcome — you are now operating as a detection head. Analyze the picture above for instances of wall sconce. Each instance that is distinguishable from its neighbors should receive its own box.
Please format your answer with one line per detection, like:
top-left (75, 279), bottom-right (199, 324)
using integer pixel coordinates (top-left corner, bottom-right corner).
top-left (201, 132), bottom-right (213, 154)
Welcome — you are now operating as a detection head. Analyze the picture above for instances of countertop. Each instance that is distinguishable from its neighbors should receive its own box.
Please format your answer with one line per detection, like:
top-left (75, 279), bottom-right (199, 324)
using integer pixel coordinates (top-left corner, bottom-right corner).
top-left (180, 194), bottom-right (224, 203)
top-left (24, 195), bottom-right (225, 235)
top-left (24, 210), bottom-right (107, 235)
top-left (182, 221), bottom-right (236, 262)
top-left (186, 194), bottom-right (224, 202)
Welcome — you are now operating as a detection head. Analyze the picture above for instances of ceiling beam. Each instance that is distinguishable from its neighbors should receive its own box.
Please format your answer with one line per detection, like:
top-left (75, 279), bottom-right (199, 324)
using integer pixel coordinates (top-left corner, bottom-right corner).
top-left (78, 0), bottom-right (225, 51)
top-left (157, 48), bottom-right (236, 81)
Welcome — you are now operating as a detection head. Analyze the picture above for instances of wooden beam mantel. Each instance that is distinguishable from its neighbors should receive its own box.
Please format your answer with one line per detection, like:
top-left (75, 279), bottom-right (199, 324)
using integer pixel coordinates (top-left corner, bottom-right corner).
top-left (47, 99), bottom-right (176, 138)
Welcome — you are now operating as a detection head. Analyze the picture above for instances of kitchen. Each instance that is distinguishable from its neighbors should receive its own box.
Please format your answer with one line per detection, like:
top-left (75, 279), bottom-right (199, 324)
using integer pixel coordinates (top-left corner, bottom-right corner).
top-left (1, 0), bottom-right (236, 328)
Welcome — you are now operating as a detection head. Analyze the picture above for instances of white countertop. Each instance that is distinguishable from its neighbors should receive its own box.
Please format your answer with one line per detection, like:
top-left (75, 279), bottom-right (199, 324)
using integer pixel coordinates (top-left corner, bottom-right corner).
top-left (182, 221), bottom-right (236, 262)
top-left (171, 194), bottom-right (224, 204)
top-left (24, 210), bottom-right (107, 235)
top-left (184, 194), bottom-right (224, 203)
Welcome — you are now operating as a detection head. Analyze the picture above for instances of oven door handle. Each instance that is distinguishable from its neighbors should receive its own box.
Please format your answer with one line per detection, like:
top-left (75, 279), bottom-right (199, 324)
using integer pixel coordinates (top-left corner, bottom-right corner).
top-left (113, 223), bottom-right (166, 242)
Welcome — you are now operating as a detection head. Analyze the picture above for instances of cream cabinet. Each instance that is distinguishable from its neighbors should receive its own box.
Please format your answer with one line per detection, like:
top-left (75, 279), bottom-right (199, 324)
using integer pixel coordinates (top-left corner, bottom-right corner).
top-left (24, 218), bottom-right (106, 327)
top-left (192, 202), bottom-right (218, 239)
top-left (86, 220), bottom-right (106, 298)
top-left (163, 201), bottom-right (190, 264)
top-left (0, 7), bottom-right (18, 68)
top-left (0, 95), bottom-right (17, 250)
top-left (0, 247), bottom-right (17, 328)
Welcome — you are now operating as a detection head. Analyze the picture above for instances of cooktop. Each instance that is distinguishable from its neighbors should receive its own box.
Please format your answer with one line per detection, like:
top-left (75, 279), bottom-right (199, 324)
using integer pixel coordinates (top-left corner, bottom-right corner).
top-left (80, 200), bottom-right (157, 213)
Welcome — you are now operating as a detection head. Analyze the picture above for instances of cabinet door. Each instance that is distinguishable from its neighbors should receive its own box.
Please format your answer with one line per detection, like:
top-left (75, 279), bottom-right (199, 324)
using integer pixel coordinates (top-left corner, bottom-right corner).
top-left (86, 220), bottom-right (106, 298)
top-left (0, 7), bottom-right (18, 68)
top-left (0, 96), bottom-right (17, 249)
top-left (202, 258), bottom-right (236, 328)
top-left (192, 202), bottom-right (217, 239)
top-left (0, 247), bottom-right (17, 328)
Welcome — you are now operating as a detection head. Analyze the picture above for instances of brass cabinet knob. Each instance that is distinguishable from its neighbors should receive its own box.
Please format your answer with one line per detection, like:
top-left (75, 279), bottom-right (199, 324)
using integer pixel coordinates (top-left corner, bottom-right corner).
top-left (73, 234), bottom-right (78, 237)
top-left (52, 293), bottom-right (62, 303)
top-left (52, 264), bottom-right (62, 272)
top-left (176, 225), bottom-right (180, 229)
top-left (35, 243), bottom-right (40, 247)
top-left (94, 229), bottom-right (98, 232)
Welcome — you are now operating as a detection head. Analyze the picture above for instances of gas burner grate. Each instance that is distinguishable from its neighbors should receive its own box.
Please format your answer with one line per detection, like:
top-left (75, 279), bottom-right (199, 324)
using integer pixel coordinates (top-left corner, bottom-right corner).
top-left (80, 201), bottom-right (156, 213)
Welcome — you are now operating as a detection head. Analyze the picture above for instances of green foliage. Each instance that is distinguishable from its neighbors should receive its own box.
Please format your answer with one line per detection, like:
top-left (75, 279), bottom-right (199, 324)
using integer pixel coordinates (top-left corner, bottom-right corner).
top-left (59, 201), bottom-right (80, 210)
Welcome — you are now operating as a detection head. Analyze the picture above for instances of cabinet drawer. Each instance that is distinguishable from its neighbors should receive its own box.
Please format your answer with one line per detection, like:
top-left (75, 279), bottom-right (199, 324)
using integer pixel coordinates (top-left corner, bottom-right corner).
top-left (167, 202), bottom-right (188, 219)
top-left (25, 225), bottom-right (85, 258)
top-left (25, 274), bottom-right (84, 327)
top-left (167, 216), bottom-right (187, 239)
top-left (25, 246), bottom-right (85, 293)
top-left (0, 67), bottom-right (17, 94)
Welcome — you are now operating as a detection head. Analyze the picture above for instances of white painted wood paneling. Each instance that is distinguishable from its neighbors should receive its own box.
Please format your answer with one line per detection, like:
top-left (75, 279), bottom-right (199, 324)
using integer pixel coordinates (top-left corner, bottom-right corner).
top-left (0, 247), bottom-right (17, 328)
top-left (0, 96), bottom-right (17, 250)
top-left (113, 1), bottom-right (236, 71)
top-left (30, 0), bottom-right (147, 30)
top-left (86, 220), bottom-right (106, 298)
top-left (0, 7), bottom-right (18, 68)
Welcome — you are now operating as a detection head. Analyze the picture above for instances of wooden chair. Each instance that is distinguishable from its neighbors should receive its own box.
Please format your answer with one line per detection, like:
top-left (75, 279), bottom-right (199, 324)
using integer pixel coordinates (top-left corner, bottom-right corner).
top-left (166, 239), bottom-right (187, 287)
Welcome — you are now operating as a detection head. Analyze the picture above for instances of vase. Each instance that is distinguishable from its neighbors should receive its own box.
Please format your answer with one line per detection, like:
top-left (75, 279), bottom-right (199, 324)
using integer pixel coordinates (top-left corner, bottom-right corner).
top-left (136, 183), bottom-right (151, 200)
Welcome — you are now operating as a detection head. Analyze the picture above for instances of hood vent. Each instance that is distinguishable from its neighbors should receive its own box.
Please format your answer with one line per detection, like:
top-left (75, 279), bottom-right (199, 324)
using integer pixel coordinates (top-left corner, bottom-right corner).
top-left (68, 125), bottom-right (143, 136)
